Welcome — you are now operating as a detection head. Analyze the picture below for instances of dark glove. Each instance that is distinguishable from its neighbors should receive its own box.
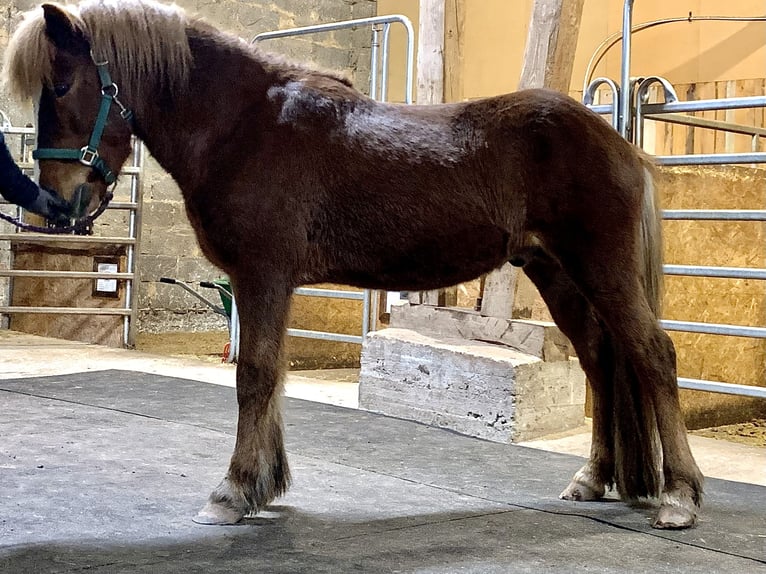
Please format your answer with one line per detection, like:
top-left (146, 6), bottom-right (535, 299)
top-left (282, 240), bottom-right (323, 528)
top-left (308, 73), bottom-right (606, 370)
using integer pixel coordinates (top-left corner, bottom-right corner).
top-left (0, 131), bottom-right (71, 224)
top-left (24, 185), bottom-right (72, 224)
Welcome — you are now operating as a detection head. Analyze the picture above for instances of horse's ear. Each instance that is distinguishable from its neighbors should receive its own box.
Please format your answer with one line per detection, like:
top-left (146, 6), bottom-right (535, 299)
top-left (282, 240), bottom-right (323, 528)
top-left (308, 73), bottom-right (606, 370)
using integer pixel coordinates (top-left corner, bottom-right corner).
top-left (41, 4), bottom-right (88, 53)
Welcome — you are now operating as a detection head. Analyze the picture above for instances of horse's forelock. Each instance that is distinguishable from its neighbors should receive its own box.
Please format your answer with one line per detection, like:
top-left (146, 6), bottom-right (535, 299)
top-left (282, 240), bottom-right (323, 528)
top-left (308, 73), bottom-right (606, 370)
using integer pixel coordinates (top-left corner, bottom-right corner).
top-left (2, 7), bottom-right (60, 101)
top-left (3, 0), bottom-right (192, 103)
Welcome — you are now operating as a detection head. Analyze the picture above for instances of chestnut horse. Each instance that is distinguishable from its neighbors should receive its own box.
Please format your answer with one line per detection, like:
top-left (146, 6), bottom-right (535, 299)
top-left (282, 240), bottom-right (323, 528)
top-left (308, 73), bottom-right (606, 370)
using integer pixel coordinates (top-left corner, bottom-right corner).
top-left (4, 0), bottom-right (703, 529)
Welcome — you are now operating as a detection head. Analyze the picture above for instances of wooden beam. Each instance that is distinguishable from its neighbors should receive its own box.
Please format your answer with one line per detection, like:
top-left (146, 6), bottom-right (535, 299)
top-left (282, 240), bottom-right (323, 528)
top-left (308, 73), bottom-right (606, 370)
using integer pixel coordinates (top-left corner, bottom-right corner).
top-left (444, 0), bottom-right (466, 103)
top-left (410, 0), bottom-right (448, 306)
top-left (481, 0), bottom-right (585, 320)
top-left (518, 0), bottom-right (586, 92)
top-left (416, 0), bottom-right (446, 106)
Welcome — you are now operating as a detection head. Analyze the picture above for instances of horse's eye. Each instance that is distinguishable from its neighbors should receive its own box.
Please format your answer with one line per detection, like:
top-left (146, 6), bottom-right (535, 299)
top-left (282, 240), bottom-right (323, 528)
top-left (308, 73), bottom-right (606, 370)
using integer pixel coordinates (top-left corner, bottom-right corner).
top-left (53, 82), bottom-right (70, 97)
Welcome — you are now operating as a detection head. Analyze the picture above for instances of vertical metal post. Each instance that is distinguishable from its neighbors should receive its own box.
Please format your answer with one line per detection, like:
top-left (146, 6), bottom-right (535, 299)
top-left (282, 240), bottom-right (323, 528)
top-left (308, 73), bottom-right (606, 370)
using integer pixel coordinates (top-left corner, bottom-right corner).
top-left (402, 18), bottom-right (415, 104)
top-left (370, 24), bottom-right (381, 99)
top-left (619, 0), bottom-right (634, 139)
top-left (123, 138), bottom-right (142, 346)
top-left (361, 289), bottom-right (371, 335)
top-left (380, 23), bottom-right (392, 102)
top-left (226, 294), bottom-right (240, 363)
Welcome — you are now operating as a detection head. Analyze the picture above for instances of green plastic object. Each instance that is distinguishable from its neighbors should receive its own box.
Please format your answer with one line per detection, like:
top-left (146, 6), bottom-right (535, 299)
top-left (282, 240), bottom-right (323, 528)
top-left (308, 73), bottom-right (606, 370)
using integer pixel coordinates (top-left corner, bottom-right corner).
top-left (213, 278), bottom-right (233, 318)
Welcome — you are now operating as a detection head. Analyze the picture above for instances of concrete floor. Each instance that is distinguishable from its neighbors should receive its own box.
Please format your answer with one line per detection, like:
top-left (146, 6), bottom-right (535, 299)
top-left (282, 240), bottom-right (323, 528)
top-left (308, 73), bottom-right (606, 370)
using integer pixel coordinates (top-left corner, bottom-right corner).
top-left (1, 330), bottom-right (763, 488)
top-left (1, 330), bottom-right (766, 573)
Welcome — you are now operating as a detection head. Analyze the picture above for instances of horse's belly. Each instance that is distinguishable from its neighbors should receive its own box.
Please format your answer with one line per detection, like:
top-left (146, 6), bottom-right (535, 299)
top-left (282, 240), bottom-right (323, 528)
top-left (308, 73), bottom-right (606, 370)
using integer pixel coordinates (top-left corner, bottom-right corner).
top-left (330, 225), bottom-right (512, 291)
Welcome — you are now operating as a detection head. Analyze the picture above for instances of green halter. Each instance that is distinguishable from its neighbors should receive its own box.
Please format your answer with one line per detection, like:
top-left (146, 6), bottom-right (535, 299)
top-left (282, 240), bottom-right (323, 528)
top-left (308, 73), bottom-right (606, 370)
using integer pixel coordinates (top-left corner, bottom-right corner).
top-left (33, 56), bottom-right (133, 186)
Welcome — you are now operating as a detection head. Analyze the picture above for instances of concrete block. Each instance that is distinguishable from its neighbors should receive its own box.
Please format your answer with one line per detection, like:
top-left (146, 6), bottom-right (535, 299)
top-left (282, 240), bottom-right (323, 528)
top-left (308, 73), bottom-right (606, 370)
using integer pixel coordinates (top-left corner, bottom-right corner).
top-left (359, 328), bottom-right (586, 443)
top-left (390, 303), bottom-right (574, 362)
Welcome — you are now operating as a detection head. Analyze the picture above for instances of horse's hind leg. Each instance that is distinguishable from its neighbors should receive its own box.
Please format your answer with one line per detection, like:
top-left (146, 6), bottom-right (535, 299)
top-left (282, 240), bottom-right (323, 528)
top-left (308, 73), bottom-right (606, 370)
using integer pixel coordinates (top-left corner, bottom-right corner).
top-left (517, 249), bottom-right (615, 501)
top-left (194, 274), bottom-right (292, 525)
top-left (541, 219), bottom-right (703, 528)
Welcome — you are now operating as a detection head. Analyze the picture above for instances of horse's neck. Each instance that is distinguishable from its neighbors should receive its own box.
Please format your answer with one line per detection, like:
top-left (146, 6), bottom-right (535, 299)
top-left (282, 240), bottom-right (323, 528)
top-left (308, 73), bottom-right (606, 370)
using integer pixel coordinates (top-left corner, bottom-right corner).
top-left (132, 32), bottom-right (267, 193)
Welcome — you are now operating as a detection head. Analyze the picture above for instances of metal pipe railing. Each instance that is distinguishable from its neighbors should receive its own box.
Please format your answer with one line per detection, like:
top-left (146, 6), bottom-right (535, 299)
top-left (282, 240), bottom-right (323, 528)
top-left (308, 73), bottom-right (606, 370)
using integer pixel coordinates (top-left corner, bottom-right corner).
top-left (661, 320), bottom-right (766, 340)
top-left (678, 377), bottom-right (766, 398)
top-left (641, 95), bottom-right (766, 115)
top-left (618, 0), bottom-right (634, 138)
top-left (252, 14), bottom-right (415, 103)
top-left (663, 210), bottom-right (766, 221)
top-left (656, 152), bottom-right (766, 166)
top-left (663, 265), bottom-right (766, 281)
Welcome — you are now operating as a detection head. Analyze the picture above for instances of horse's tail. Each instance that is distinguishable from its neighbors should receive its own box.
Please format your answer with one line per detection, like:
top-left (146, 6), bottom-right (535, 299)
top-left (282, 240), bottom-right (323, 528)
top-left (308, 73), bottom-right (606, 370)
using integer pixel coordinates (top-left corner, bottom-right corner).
top-left (612, 155), bottom-right (663, 501)
top-left (639, 157), bottom-right (663, 317)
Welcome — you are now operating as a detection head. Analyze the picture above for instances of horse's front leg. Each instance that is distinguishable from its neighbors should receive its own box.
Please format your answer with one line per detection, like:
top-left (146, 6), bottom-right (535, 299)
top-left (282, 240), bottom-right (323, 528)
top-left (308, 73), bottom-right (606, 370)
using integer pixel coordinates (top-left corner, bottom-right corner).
top-left (194, 277), bottom-right (293, 525)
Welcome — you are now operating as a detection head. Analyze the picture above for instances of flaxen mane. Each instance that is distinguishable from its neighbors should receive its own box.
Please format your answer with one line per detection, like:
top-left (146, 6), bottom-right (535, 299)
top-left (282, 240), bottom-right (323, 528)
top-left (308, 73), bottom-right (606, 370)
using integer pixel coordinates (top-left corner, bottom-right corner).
top-left (3, 0), bottom-right (352, 104)
top-left (4, 0), bottom-right (191, 101)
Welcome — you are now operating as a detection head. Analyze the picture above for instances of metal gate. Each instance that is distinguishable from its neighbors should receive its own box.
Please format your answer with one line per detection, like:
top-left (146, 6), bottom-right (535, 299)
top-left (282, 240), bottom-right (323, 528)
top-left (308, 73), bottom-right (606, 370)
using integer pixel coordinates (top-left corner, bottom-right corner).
top-left (0, 115), bottom-right (144, 346)
top-left (584, 0), bottom-right (766, 399)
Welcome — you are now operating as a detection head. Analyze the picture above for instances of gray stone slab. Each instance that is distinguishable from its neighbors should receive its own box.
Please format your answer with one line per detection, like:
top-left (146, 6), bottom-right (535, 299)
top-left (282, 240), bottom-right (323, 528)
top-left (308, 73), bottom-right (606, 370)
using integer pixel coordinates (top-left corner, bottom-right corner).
top-left (1, 370), bottom-right (765, 573)
top-left (359, 328), bottom-right (585, 442)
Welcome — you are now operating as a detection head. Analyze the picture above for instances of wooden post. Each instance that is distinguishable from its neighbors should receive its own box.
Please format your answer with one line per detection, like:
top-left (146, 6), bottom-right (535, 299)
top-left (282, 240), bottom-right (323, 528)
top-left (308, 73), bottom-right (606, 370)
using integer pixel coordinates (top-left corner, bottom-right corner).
top-left (416, 0), bottom-right (446, 105)
top-left (409, 0), bottom-right (451, 306)
top-left (444, 0), bottom-right (466, 104)
top-left (480, 0), bottom-right (585, 320)
top-left (517, 0), bottom-right (585, 92)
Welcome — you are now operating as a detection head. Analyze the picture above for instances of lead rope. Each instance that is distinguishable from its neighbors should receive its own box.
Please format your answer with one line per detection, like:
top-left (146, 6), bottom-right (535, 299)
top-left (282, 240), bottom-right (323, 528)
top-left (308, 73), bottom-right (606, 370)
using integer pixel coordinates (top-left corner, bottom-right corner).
top-left (0, 188), bottom-right (114, 235)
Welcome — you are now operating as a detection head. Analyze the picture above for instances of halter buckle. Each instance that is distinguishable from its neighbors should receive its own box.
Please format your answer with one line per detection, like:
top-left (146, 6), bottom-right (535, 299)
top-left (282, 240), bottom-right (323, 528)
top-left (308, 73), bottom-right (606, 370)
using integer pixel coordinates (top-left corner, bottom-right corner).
top-left (79, 146), bottom-right (99, 166)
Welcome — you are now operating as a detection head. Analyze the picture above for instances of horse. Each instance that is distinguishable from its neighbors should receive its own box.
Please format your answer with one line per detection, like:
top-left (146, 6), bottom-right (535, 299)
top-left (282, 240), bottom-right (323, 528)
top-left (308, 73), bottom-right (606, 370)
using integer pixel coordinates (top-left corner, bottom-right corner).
top-left (3, 0), bottom-right (703, 530)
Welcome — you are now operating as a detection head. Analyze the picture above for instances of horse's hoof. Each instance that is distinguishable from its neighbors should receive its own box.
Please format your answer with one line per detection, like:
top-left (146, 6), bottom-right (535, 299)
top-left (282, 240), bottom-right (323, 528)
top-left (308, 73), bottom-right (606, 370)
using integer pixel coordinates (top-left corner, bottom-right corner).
top-left (560, 480), bottom-right (604, 502)
top-left (652, 504), bottom-right (697, 529)
top-left (192, 501), bottom-right (245, 525)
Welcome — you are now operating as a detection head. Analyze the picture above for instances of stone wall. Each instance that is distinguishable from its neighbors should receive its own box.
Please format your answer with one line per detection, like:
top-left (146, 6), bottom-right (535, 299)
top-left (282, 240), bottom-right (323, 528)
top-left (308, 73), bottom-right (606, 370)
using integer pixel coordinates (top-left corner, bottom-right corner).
top-left (0, 0), bottom-right (376, 347)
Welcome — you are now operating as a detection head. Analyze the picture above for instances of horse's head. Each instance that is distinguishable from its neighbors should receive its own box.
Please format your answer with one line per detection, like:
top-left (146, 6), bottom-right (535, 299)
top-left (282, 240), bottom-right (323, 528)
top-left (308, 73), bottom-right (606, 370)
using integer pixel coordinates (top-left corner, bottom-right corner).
top-left (14, 3), bottom-right (134, 216)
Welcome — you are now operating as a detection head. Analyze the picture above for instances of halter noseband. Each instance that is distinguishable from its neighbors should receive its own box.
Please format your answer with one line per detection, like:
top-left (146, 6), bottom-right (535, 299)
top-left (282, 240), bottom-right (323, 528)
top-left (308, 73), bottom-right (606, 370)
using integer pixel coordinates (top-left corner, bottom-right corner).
top-left (32, 54), bottom-right (133, 186)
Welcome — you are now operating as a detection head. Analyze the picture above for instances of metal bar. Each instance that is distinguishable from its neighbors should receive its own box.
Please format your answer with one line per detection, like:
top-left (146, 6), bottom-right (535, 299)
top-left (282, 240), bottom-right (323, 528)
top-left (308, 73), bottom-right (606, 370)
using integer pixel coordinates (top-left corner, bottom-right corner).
top-left (661, 320), bottom-right (766, 339)
top-left (252, 14), bottom-right (413, 43)
top-left (0, 306), bottom-right (131, 316)
top-left (107, 202), bottom-right (140, 210)
top-left (656, 152), bottom-right (766, 166)
top-left (648, 112), bottom-right (766, 138)
top-left (160, 279), bottom-right (224, 315)
top-left (634, 77), bottom-right (679, 148)
top-left (641, 95), bottom-right (766, 115)
top-left (293, 287), bottom-right (365, 300)
top-left (380, 23), bottom-right (392, 102)
top-left (0, 234), bottom-right (136, 244)
top-left (663, 265), bottom-right (766, 280)
top-left (123, 137), bottom-right (142, 346)
top-left (361, 289), bottom-right (371, 335)
top-left (118, 167), bottom-right (140, 176)
top-left (253, 14), bottom-right (415, 104)
top-left (227, 295), bottom-right (240, 363)
top-left (370, 25), bottom-right (380, 99)
top-left (583, 78), bottom-right (620, 129)
top-left (0, 270), bottom-right (133, 279)
top-left (663, 209), bottom-right (766, 221)
top-left (586, 104), bottom-right (615, 115)
top-left (286, 327), bottom-right (363, 345)
top-left (0, 127), bottom-right (36, 135)
top-left (618, 0), bottom-right (634, 137)
top-left (678, 377), bottom-right (766, 399)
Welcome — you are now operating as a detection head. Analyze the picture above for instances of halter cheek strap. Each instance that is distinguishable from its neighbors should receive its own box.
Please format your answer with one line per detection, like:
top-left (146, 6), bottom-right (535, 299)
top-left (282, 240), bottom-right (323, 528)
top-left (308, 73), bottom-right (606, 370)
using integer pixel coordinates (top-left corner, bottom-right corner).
top-left (32, 57), bottom-right (133, 186)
